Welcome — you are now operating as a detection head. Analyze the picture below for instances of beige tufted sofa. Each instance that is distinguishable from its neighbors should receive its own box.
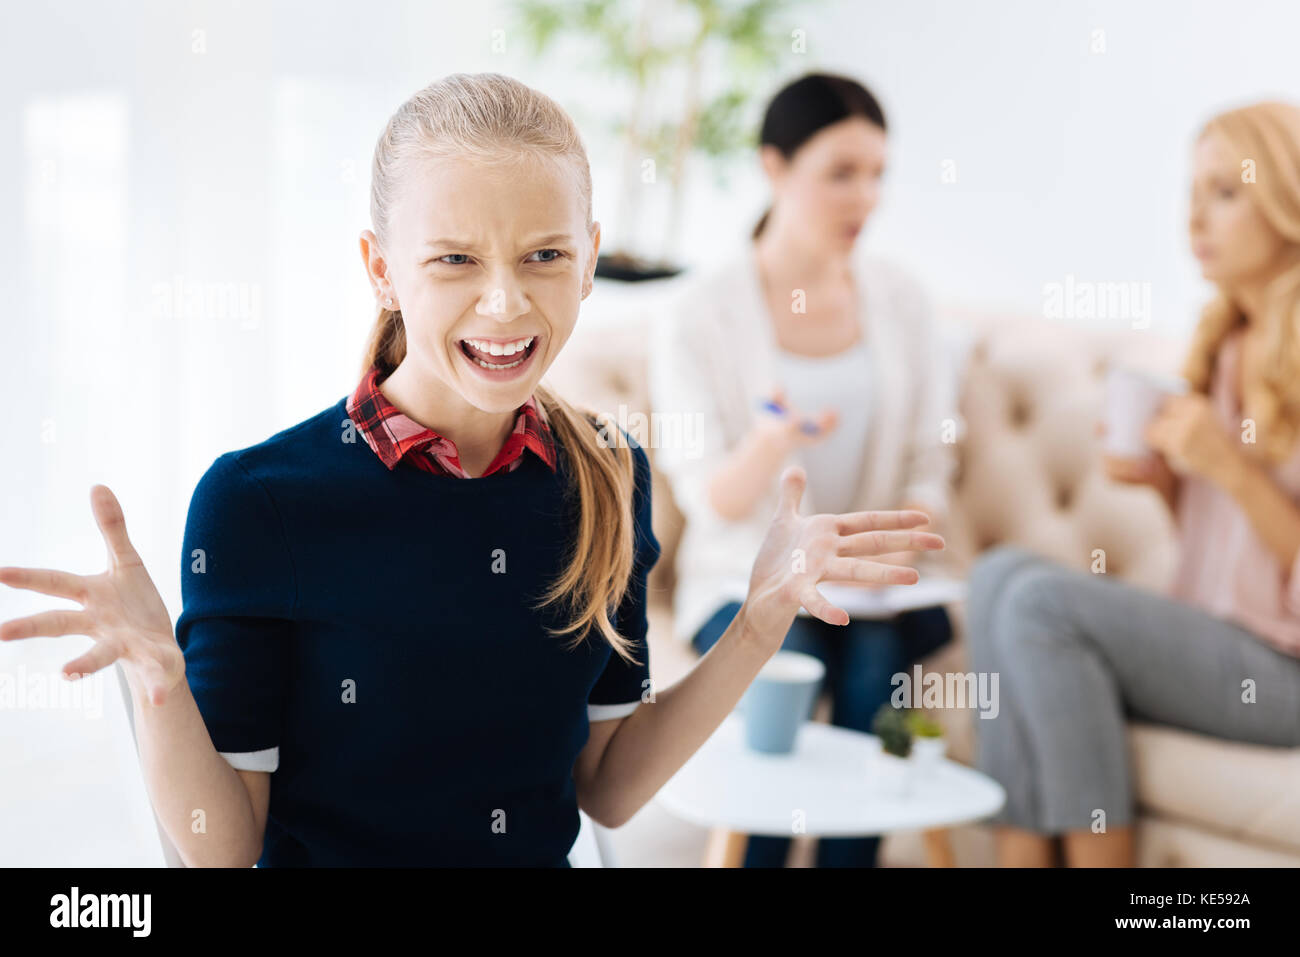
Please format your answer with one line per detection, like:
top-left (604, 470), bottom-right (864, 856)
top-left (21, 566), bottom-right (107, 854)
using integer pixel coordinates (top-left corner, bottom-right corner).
top-left (545, 292), bottom-right (1300, 867)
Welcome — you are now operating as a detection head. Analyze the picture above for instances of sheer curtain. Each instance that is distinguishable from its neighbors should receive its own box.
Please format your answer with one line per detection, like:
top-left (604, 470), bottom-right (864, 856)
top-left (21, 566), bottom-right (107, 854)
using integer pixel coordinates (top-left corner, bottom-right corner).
top-left (0, 0), bottom-right (495, 866)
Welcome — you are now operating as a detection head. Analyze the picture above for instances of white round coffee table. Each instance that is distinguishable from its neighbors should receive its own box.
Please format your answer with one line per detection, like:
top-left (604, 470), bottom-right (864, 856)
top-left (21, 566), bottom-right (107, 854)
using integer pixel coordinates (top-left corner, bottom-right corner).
top-left (655, 713), bottom-right (1006, 866)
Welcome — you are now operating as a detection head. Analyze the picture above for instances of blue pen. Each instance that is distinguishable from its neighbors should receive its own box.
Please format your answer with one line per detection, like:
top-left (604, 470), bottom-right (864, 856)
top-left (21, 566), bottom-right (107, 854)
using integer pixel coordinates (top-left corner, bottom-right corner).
top-left (758, 398), bottom-right (820, 434)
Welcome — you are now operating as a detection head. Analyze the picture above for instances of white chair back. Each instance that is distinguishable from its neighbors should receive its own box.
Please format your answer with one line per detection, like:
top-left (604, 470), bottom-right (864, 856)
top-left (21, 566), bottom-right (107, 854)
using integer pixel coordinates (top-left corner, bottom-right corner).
top-left (114, 663), bottom-right (187, 867)
top-left (569, 808), bottom-right (615, 867)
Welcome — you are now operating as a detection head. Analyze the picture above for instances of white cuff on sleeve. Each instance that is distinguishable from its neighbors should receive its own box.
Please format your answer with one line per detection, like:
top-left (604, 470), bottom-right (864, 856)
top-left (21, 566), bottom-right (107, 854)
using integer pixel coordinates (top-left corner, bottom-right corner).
top-left (587, 701), bottom-right (640, 722)
top-left (219, 746), bottom-right (279, 773)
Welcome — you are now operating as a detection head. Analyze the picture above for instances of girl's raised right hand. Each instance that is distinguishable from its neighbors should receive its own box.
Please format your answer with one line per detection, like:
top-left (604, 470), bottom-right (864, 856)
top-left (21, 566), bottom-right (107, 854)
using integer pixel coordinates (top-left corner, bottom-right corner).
top-left (0, 485), bottom-right (185, 707)
top-left (740, 467), bottom-right (945, 651)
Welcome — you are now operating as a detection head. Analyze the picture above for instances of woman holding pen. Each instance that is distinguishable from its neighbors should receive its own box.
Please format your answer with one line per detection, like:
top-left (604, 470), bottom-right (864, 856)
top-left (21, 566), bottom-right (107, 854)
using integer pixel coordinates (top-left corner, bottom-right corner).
top-left (649, 73), bottom-right (960, 868)
top-left (0, 72), bottom-right (942, 867)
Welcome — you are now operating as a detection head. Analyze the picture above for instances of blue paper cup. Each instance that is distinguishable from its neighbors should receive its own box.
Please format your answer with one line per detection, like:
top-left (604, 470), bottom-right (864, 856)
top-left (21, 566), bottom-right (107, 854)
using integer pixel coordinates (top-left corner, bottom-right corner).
top-left (738, 650), bottom-right (825, 754)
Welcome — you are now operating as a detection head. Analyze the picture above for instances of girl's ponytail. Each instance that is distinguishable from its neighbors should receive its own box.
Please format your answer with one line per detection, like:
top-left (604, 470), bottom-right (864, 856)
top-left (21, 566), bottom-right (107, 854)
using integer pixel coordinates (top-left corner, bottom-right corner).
top-left (360, 302), bottom-right (405, 381)
top-left (532, 386), bottom-right (643, 664)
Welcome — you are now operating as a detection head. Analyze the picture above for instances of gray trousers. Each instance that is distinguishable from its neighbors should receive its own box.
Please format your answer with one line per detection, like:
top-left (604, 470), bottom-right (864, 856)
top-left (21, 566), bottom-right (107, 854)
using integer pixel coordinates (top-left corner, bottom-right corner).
top-left (966, 545), bottom-right (1300, 834)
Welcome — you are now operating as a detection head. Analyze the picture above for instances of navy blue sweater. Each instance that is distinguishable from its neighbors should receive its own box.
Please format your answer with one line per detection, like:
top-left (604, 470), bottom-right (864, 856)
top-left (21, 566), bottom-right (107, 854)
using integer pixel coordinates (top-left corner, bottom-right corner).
top-left (174, 395), bottom-right (660, 866)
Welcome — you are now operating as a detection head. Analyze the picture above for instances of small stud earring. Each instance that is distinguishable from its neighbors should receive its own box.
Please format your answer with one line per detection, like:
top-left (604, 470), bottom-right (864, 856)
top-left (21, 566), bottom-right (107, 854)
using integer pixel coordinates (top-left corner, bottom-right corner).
top-left (385, 296), bottom-right (393, 307)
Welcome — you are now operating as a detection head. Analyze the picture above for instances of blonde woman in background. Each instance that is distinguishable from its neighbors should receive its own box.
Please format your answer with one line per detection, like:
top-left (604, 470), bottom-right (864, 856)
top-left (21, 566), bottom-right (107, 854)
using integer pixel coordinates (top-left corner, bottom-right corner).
top-left (967, 101), bottom-right (1300, 867)
top-left (650, 73), bottom-right (960, 868)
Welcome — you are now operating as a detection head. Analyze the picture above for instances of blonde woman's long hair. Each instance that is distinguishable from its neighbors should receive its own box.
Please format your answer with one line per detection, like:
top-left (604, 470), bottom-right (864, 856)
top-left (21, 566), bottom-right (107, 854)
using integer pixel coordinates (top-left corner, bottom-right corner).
top-left (1182, 101), bottom-right (1300, 464)
top-left (360, 73), bottom-right (642, 664)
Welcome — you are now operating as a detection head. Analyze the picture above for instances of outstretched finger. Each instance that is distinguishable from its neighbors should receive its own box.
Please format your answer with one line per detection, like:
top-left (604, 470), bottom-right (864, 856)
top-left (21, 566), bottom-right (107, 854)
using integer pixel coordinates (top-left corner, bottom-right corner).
top-left (63, 642), bottom-right (122, 681)
top-left (835, 509), bottom-right (931, 535)
top-left (0, 566), bottom-right (88, 602)
top-left (775, 466), bottom-right (807, 517)
top-left (91, 485), bottom-right (141, 567)
top-left (136, 656), bottom-right (178, 707)
top-left (838, 529), bottom-right (945, 557)
top-left (824, 556), bottom-right (920, 586)
top-left (798, 583), bottom-right (849, 627)
top-left (0, 609), bottom-right (95, 642)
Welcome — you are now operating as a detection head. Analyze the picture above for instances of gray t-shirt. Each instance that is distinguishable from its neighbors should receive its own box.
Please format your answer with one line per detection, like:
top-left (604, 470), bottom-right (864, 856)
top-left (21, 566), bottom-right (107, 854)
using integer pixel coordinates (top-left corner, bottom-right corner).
top-left (773, 339), bottom-right (872, 515)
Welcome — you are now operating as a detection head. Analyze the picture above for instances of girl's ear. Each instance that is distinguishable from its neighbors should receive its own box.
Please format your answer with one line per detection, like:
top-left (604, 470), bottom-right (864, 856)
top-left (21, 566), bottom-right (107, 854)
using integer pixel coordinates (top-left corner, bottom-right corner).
top-left (359, 229), bottom-right (389, 296)
top-left (582, 228), bottom-right (600, 299)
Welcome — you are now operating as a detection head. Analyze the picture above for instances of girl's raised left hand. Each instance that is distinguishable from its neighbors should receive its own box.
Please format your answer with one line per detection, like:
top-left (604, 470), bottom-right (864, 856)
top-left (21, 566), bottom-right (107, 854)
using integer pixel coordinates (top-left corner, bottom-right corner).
top-left (739, 467), bottom-right (945, 654)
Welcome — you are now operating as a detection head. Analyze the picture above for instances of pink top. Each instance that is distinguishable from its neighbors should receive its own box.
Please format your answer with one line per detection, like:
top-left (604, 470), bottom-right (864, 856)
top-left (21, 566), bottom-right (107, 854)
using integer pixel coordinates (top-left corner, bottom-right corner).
top-left (1167, 328), bottom-right (1300, 657)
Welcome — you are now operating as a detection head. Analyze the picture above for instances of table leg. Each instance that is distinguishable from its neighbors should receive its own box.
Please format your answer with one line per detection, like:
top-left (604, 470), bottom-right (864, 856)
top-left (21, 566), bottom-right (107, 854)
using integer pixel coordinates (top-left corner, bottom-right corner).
top-left (703, 828), bottom-right (748, 867)
top-left (922, 828), bottom-right (956, 867)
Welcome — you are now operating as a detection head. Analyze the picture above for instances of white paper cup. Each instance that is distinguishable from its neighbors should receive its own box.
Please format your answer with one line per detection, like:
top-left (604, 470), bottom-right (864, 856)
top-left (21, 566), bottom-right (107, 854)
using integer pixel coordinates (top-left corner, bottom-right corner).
top-left (1103, 366), bottom-right (1188, 458)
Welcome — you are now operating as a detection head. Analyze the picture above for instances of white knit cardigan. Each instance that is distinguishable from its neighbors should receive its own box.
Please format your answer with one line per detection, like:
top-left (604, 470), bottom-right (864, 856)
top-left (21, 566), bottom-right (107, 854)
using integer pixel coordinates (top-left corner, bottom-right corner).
top-left (648, 236), bottom-right (959, 646)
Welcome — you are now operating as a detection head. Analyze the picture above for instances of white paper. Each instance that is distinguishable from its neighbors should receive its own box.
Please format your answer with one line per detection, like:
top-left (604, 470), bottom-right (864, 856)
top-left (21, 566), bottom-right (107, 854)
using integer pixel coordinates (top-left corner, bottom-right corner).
top-left (803, 578), bottom-right (968, 619)
top-left (721, 576), bottom-right (967, 620)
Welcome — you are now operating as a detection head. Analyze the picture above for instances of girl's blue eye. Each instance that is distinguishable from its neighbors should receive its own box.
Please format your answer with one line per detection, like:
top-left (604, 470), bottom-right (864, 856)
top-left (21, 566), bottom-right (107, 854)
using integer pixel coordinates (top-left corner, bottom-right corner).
top-left (436, 250), bottom-right (564, 265)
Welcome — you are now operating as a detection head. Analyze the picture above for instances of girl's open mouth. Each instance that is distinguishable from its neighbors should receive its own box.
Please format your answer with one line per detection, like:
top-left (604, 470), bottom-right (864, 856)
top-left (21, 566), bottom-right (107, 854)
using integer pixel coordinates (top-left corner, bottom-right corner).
top-left (457, 334), bottom-right (541, 380)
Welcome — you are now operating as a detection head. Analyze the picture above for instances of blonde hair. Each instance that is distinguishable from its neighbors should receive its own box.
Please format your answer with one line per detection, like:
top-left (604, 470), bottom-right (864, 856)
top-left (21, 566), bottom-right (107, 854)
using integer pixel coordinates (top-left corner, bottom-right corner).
top-left (1182, 101), bottom-right (1300, 464)
top-left (361, 73), bottom-right (641, 664)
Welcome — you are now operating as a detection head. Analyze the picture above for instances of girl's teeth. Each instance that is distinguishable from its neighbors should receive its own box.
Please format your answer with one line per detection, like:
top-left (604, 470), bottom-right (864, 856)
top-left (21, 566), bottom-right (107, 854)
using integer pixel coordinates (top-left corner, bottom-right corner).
top-left (465, 336), bottom-right (533, 356)
top-left (471, 354), bottom-right (525, 370)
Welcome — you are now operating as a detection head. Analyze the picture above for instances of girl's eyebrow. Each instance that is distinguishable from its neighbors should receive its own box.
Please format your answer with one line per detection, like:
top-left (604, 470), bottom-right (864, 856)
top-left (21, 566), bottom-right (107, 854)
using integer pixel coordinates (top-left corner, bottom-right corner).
top-left (421, 232), bottom-right (576, 251)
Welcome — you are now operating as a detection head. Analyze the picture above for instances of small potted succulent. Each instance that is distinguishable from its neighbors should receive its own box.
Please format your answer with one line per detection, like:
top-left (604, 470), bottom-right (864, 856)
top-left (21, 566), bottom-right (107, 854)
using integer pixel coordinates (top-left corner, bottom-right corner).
top-left (871, 703), bottom-right (913, 758)
top-left (869, 704), bottom-right (914, 797)
top-left (906, 710), bottom-right (948, 781)
top-left (870, 705), bottom-right (949, 794)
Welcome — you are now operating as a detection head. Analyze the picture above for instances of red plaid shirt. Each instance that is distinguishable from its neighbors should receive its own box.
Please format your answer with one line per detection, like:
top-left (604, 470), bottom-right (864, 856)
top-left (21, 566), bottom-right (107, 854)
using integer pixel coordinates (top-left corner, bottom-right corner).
top-left (345, 364), bottom-right (557, 478)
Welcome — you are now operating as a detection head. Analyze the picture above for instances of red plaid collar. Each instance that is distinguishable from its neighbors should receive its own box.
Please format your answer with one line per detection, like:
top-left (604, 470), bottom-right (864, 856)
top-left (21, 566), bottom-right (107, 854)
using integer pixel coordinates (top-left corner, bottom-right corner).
top-left (345, 364), bottom-right (557, 478)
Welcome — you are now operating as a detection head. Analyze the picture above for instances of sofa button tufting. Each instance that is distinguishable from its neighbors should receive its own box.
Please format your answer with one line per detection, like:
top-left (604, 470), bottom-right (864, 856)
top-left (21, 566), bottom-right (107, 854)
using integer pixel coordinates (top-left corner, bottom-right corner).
top-left (1008, 397), bottom-right (1031, 427)
top-left (1055, 484), bottom-right (1074, 510)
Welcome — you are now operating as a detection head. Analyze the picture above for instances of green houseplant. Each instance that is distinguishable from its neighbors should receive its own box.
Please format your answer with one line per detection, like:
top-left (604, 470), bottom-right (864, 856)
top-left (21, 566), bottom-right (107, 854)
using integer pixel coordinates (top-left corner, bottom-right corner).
top-left (511, 0), bottom-right (816, 280)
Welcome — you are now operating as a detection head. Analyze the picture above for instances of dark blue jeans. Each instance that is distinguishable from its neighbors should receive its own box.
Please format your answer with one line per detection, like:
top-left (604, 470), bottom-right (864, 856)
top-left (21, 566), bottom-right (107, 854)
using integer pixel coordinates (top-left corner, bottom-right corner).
top-left (691, 600), bottom-right (953, 868)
